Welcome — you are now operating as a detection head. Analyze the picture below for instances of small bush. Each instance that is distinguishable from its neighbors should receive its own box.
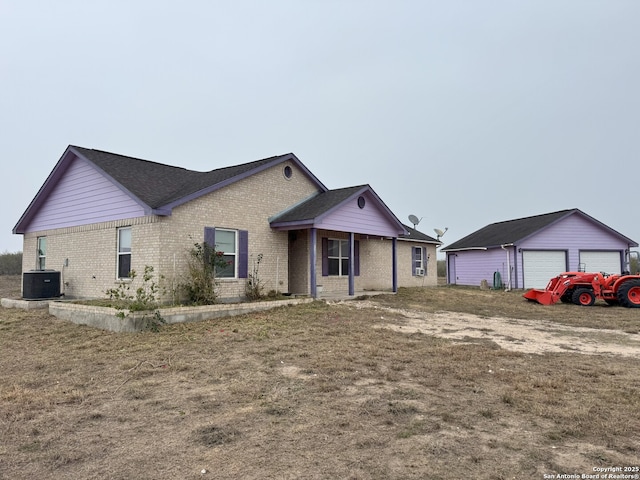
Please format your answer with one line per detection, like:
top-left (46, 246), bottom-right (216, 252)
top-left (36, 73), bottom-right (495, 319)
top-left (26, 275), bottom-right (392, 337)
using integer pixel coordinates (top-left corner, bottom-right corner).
top-left (105, 266), bottom-right (165, 331)
top-left (180, 241), bottom-right (229, 305)
top-left (245, 253), bottom-right (265, 300)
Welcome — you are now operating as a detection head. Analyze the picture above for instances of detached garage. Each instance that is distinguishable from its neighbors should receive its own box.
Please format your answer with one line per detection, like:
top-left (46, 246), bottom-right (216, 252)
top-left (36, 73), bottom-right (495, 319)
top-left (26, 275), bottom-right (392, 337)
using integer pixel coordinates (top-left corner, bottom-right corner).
top-left (442, 209), bottom-right (637, 289)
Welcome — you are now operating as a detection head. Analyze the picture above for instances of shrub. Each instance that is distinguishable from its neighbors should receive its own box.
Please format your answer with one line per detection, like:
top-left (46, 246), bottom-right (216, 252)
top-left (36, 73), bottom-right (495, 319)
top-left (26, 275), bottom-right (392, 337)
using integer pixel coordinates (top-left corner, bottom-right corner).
top-left (245, 253), bottom-right (265, 301)
top-left (180, 241), bottom-right (229, 305)
top-left (105, 266), bottom-right (165, 331)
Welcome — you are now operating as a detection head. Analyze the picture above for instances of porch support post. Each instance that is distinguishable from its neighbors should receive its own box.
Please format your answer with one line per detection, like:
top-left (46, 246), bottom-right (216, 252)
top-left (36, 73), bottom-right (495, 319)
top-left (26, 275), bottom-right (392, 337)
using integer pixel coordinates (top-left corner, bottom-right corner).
top-left (392, 237), bottom-right (398, 293)
top-left (310, 227), bottom-right (318, 298)
top-left (348, 232), bottom-right (355, 296)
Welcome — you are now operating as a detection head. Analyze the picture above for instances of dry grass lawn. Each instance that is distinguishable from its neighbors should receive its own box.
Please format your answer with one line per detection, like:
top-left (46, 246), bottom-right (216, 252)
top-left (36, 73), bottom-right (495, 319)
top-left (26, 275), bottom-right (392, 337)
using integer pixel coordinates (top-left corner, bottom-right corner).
top-left (1, 275), bottom-right (639, 479)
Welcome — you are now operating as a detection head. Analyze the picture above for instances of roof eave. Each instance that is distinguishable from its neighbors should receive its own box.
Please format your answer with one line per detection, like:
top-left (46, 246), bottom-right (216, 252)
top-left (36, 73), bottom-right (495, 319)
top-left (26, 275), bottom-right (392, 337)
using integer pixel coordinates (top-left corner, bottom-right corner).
top-left (398, 237), bottom-right (442, 246)
top-left (270, 220), bottom-right (316, 230)
top-left (441, 247), bottom-right (489, 252)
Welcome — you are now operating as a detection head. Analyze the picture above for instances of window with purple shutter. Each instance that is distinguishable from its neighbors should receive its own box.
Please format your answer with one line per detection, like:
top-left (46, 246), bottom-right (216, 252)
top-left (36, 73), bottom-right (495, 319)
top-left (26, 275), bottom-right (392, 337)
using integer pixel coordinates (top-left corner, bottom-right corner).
top-left (203, 227), bottom-right (248, 278)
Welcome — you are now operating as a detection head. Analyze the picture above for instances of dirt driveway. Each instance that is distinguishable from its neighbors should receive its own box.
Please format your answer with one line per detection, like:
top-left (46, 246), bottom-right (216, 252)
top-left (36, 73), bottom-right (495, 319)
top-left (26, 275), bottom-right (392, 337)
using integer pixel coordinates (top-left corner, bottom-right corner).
top-left (335, 299), bottom-right (640, 358)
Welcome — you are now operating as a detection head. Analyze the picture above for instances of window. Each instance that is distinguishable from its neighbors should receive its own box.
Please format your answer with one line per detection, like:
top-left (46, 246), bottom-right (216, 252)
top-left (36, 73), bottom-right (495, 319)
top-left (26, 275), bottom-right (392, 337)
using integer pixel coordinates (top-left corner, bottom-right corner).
top-left (215, 229), bottom-right (237, 278)
top-left (117, 227), bottom-right (132, 279)
top-left (322, 237), bottom-right (360, 277)
top-left (37, 237), bottom-right (47, 270)
top-left (203, 227), bottom-right (249, 279)
top-left (328, 239), bottom-right (350, 276)
top-left (413, 246), bottom-right (427, 276)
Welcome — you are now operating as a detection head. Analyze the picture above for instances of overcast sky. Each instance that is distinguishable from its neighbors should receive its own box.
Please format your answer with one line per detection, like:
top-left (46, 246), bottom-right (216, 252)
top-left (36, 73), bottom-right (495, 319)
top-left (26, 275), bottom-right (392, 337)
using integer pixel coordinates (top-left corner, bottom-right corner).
top-left (2, 1), bottom-right (639, 256)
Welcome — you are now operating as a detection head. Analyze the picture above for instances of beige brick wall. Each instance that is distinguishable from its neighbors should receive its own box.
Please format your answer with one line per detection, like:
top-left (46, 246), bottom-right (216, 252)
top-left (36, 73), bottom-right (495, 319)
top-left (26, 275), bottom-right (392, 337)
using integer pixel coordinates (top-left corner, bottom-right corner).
top-left (396, 240), bottom-right (439, 287)
top-left (312, 233), bottom-right (438, 295)
top-left (19, 159), bottom-right (437, 301)
top-left (288, 229), bottom-right (309, 294)
top-left (22, 160), bottom-right (320, 301)
top-left (156, 160), bottom-right (320, 301)
top-left (22, 216), bottom-right (161, 299)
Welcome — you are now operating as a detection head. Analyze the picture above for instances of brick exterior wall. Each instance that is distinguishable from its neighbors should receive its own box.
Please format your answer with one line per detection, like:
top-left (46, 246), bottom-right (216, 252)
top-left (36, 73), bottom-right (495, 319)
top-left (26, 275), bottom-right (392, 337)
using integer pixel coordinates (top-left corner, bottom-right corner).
top-left (22, 161), bottom-right (320, 301)
top-left (20, 159), bottom-right (438, 301)
top-left (312, 232), bottom-right (438, 295)
top-left (396, 240), bottom-right (439, 287)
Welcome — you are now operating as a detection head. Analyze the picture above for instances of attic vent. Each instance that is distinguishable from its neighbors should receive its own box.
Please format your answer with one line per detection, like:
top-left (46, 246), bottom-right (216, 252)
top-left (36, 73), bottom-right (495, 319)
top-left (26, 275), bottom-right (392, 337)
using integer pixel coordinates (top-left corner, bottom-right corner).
top-left (357, 196), bottom-right (365, 209)
top-left (283, 165), bottom-right (293, 179)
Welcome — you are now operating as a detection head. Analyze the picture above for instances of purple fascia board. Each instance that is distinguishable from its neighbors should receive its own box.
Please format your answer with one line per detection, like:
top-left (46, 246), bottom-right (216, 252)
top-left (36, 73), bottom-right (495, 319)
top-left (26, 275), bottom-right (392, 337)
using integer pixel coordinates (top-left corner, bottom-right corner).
top-left (270, 220), bottom-right (316, 230)
top-left (13, 146), bottom-right (157, 234)
top-left (13, 146), bottom-right (77, 234)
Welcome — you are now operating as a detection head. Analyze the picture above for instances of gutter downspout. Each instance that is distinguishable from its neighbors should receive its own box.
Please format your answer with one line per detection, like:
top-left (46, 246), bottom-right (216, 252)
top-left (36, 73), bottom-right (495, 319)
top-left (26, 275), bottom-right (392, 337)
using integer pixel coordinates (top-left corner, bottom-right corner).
top-left (501, 243), bottom-right (513, 291)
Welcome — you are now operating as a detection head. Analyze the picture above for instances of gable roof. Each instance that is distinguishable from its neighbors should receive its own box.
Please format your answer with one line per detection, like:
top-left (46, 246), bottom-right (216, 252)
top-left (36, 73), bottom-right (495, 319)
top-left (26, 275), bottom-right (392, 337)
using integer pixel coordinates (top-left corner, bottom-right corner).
top-left (442, 209), bottom-right (638, 251)
top-left (14, 146), bottom-right (328, 233)
top-left (399, 224), bottom-right (441, 245)
top-left (269, 185), bottom-right (407, 236)
top-left (71, 146), bottom-right (328, 210)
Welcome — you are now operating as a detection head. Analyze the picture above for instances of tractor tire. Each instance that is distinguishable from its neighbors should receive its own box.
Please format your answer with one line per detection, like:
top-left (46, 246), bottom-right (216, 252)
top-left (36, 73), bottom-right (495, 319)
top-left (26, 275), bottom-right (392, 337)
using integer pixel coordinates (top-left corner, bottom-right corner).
top-left (572, 288), bottom-right (596, 306)
top-left (560, 291), bottom-right (573, 303)
top-left (617, 279), bottom-right (640, 308)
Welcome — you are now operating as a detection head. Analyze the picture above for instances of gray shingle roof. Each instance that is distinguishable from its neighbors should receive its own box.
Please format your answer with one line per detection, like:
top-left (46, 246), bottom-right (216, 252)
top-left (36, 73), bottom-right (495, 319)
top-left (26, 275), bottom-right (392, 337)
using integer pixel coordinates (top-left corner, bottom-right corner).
top-left (270, 185), bottom-right (368, 224)
top-left (442, 209), bottom-right (638, 250)
top-left (72, 146), bottom-right (291, 209)
top-left (442, 209), bottom-right (575, 251)
top-left (400, 224), bottom-right (440, 244)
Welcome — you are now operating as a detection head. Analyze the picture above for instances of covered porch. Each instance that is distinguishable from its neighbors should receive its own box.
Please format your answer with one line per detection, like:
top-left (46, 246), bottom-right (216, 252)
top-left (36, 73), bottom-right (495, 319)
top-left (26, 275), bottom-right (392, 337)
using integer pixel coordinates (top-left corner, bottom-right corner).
top-left (270, 185), bottom-right (407, 298)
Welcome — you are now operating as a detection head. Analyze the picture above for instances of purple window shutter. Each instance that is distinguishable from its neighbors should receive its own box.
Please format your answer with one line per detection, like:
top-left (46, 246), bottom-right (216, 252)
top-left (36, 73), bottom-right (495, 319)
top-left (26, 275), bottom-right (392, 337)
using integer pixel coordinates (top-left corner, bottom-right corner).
top-left (354, 240), bottom-right (360, 276)
top-left (322, 237), bottom-right (328, 276)
top-left (411, 247), bottom-right (417, 276)
top-left (238, 230), bottom-right (248, 278)
top-left (204, 227), bottom-right (216, 248)
top-left (423, 247), bottom-right (428, 275)
top-left (204, 227), bottom-right (216, 264)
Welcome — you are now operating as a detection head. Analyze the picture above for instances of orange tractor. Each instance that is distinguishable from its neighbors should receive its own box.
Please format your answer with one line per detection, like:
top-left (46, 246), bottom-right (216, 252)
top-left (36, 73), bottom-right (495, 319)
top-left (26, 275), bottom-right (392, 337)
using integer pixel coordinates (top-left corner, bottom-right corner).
top-left (523, 272), bottom-right (640, 308)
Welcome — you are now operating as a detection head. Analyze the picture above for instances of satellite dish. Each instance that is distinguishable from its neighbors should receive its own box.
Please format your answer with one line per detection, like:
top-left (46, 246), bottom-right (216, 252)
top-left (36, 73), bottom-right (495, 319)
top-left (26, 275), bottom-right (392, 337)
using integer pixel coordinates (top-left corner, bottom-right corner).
top-left (434, 227), bottom-right (448, 241)
top-left (408, 214), bottom-right (421, 229)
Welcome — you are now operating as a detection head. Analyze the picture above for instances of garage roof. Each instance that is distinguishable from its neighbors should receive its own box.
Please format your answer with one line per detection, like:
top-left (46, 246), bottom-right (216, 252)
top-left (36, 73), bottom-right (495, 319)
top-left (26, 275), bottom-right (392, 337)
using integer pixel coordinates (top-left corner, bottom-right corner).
top-left (441, 209), bottom-right (638, 252)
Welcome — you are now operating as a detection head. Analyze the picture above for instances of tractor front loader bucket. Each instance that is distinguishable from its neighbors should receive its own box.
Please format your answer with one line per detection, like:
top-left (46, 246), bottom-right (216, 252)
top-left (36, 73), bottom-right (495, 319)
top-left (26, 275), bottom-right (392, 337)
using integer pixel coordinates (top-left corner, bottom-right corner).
top-left (523, 289), bottom-right (556, 305)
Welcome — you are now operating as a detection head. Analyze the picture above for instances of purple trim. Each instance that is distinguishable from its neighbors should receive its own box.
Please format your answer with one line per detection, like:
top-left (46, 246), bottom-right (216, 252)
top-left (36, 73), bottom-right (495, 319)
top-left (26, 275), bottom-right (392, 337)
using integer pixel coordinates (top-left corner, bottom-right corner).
top-left (321, 237), bottom-right (328, 276)
top-left (354, 240), bottom-right (360, 276)
top-left (423, 247), bottom-right (428, 275)
top-left (13, 146), bottom-right (159, 234)
top-left (348, 233), bottom-right (355, 296)
top-left (238, 230), bottom-right (248, 279)
top-left (411, 247), bottom-right (417, 276)
top-left (392, 238), bottom-right (398, 292)
top-left (204, 227), bottom-right (216, 247)
top-left (13, 147), bottom-right (73, 233)
top-left (269, 220), bottom-right (316, 230)
top-left (310, 228), bottom-right (318, 297)
top-left (204, 226), bottom-right (216, 265)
